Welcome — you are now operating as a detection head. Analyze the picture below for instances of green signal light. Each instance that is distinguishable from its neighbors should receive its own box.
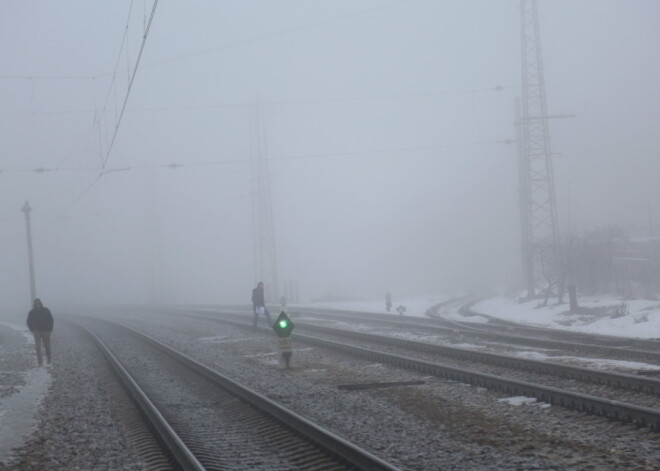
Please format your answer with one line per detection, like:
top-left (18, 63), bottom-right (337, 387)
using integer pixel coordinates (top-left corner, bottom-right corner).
top-left (273, 312), bottom-right (294, 337)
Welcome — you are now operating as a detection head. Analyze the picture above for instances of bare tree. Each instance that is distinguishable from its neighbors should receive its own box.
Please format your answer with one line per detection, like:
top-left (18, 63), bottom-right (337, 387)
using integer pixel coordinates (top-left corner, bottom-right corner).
top-left (572, 224), bottom-right (630, 295)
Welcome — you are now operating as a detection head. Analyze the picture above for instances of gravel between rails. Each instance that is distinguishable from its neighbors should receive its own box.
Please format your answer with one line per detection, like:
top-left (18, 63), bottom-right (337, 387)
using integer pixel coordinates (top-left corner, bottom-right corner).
top-left (84, 319), bottom-right (357, 471)
top-left (297, 313), bottom-right (660, 366)
top-left (0, 321), bottom-right (158, 471)
top-left (112, 311), bottom-right (660, 471)
top-left (298, 328), bottom-right (660, 410)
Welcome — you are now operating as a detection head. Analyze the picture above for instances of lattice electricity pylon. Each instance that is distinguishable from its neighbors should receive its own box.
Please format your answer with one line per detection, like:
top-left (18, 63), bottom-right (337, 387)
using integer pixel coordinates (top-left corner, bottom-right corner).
top-left (251, 96), bottom-right (280, 303)
top-left (518, 0), bottom-right (560, 299)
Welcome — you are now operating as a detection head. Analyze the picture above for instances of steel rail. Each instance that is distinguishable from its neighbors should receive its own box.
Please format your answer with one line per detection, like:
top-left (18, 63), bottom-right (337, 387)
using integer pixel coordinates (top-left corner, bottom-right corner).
top-left (182, 312), bottom-right (660, 431)
top-left (284, 305), bottom-right (660, 364)
top-left (187, 311), bottom-right (660, 396)
top-left (157, 301), bottom-right (660, 353)
top-left (293, 322), bottom-right (660, 396)
top-left (80, 325), bottom-right (204, 471)
top-left (93, 318), bottom-right (402, 471)
top-left (457, 302), bottom-right (660, 350)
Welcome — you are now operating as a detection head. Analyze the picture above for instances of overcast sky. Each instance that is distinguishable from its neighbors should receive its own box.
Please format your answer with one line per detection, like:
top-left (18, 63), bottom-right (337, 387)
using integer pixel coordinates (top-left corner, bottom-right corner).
top-left (1, 0), bottom-right (659, 309)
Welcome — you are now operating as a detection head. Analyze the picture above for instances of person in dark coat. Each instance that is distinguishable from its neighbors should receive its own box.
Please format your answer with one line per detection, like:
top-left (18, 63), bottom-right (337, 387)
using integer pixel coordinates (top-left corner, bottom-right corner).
top-left (251, 281), bottom-right (272, 329)
top-left (26, 298), bottom-right (54, 366)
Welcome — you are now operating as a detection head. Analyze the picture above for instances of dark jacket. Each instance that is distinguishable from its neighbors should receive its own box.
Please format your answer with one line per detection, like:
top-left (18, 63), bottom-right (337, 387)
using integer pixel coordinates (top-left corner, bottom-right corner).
top-left (27, 307), bottom-right (54, 332)
top-left (252, 286), bottom-right (265, 308)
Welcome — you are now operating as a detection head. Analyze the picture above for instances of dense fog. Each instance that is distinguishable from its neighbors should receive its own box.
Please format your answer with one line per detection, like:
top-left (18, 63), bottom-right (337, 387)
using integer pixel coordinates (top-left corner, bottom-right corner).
top-left (1, 1), bottom-right (659, 310)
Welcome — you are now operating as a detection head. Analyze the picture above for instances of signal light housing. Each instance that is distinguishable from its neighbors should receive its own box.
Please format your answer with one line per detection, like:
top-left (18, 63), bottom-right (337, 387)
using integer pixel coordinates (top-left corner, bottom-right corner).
top-left (273, 311), bottom-right (294, 338)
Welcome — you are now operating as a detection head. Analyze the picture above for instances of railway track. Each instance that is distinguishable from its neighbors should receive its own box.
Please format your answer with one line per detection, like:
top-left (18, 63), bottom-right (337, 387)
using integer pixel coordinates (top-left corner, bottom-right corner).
top-left (73, 316), bottom-right (401, 471)
top-left (284, 304), bottom-right (660, 365)
top-left (146, 305), bottom-right (660, 387)
top-left (169, 308), bottom-right (660, 432)
top-left (185, 305), bottom-right (660, 387)
top-left (288, 322), bottom-right (660, 397)
top-left (457, 302), bottom-right (660, 350)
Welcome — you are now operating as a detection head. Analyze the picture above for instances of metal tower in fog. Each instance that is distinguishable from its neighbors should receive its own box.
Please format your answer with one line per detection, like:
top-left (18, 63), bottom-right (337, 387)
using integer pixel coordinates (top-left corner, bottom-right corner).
top-left (518, 0), bottom-right (560, 298)
top-left (251, 97), bottom-right (280, 302)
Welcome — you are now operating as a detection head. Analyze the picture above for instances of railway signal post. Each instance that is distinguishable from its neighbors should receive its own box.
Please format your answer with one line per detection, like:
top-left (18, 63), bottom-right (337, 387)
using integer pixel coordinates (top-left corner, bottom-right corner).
top-left (273, 311), bottom-right (294, 369)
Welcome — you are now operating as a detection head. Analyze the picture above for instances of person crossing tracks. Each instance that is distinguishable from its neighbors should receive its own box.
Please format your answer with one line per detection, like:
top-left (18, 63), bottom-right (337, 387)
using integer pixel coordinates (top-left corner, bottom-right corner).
top-left (251, 281), bottom-right (272, 329)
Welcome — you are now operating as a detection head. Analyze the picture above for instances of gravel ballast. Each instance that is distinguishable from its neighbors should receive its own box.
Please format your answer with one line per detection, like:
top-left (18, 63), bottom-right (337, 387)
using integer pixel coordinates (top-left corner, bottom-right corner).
top-left (3, 309), bottom-right (660, 470)
top-left (110, 310), bottom-right (660, 470)
top-left (0, 319), bottom-right (154, 470)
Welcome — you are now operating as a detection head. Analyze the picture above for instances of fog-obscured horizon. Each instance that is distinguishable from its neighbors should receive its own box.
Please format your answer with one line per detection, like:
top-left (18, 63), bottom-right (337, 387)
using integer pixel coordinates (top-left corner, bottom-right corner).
top-left (1, 1), bottom-right (658, 310)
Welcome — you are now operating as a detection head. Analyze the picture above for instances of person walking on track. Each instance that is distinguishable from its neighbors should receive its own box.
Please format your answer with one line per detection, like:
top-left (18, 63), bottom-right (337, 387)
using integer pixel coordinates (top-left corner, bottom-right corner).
top-left (251, 281), bottom-right (272, 329)
top-left (26, 298), bottom-right (54, 367)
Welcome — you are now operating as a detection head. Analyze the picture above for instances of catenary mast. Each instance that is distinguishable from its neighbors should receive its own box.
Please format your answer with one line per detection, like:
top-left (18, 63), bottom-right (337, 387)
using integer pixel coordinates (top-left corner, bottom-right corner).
top-left (518, 0), bottom-right (560, 299)
top-left (252, 96), bottom-right (280, 303)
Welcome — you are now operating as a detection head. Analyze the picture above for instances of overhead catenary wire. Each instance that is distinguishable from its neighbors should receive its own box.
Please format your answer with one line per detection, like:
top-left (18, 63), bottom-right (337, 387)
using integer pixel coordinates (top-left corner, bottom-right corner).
top-left (15, 137), bottom-right (512, 231)
top-left (0, 138), bottom-right (512, 176)
top-left (3, 0), bottom-right (506, 225)
top-left (0, 85), bottom-right (515, 118)
top-left (99, 0), bottom-right (136, 132)
top-left (0, 0), bottom-right (414, 83)
top-left (100, 0), bottom-right (159, 172)
top-left (54, 0), bottom-right (159, 214)
top-left (0, 74), bottom-right (99, 81)
top-left (144, 0), bottom-right (416, 69)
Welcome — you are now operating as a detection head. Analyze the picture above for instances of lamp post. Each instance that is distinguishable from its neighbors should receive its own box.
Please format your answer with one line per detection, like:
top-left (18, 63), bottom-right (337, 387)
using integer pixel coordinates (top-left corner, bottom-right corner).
top-left (21, 201), bottom-right (37, 304)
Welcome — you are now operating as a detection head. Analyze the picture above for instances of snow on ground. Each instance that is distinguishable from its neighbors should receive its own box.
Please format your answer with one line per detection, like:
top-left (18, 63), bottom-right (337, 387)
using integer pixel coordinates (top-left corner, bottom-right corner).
top-left (0, 367), bottom-right (52, 461)
top-left (0, 322), bottom-right (34, 343)
top-left (296, 293), bottom-right (660, 375)
top-left (514, 350), bottom-right (660, 373)
top-left (471, 295), bottom-right (660, 339)
top-left (0, 322), bottom-right (52, 463)
top-left (295, 294), bottom-right (458, 317)
top-left (298, 293), bottom-right (660, 339)
top-left (497, 396), bottom-right (548, 407)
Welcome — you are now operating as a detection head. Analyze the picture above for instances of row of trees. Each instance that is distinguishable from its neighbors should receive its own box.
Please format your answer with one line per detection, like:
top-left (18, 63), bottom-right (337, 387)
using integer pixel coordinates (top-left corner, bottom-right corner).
top-left (539, 224), bottom-right (659, 305)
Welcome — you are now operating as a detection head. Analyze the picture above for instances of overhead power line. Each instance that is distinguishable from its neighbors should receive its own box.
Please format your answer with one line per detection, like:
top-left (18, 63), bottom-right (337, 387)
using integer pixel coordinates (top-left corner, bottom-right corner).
top-left (97, 0), bottom-right (135, 139)
top-left (0, 85), bottom-right (515, 118)
top-left (58, 0), bottom-right (159, 213)
top-left (0, 139), bottom-right (512, 176)
top-left (100, 0), bottom-right (159, 171)
top-left (145, 0), bottom-right (416, 69)
top-left (0, 74), bottom-right (98, 80)
top-left (1, 0), bottom-right (414, 82)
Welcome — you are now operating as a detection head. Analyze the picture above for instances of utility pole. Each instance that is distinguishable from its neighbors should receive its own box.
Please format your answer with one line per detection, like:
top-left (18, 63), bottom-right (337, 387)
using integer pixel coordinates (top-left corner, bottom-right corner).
top-left (648, 199), bottom-right (654, 238)
top-left (21, 201), bottom-right (37, 304)
top-left (146, 175), bottom-right (168, 304)
top-left (251, 95), bottom-right (279, 303)
top-left (516, 98), bottom-right (533, 298)
top-left (518, 0), bottom-right (562, 299)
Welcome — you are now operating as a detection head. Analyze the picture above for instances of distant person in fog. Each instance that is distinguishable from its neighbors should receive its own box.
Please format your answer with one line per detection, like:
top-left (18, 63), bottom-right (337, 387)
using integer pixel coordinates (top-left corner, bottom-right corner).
top-left (251, 281), bottom-right (272, 329)
top-left (27, 298), bottom-right (54, 367)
